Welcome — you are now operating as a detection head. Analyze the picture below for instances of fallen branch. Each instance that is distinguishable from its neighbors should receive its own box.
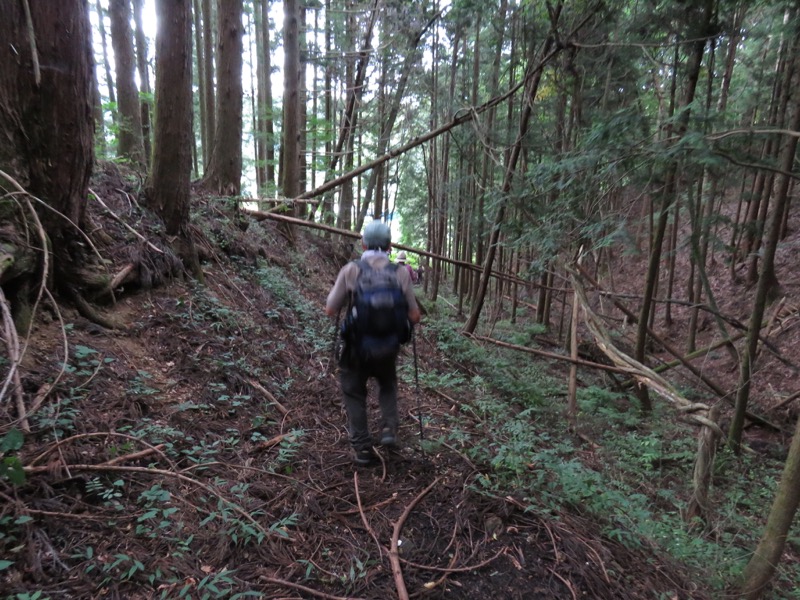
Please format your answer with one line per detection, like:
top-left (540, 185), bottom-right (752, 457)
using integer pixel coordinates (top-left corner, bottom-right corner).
top-left (247, 378), bottom-right (289, 416)
top-left (257, 576), bottom-right (364, 600)
top-left (416, 546), bottom-right (460, 593)
top-left (570, 270), bottom-right (723, 433)
top-left (548, 566), bottom-right (579, 600)
top-left (765, 389), bottom-right (800, 413)
top-left (389, 478), bottom-right (440, 600)
top-left (106, 263), bottom-right (137, 296)
top-left (24, 445), bottom-right (164, 472)
top-left (25, 431), bottom-right (169, 467)
top-left (402, 547), bottom-right (504, 574)
top-left (89, 187), bottom-right (164, 254)
top-left (354, 472), bottom-right (385, 560)
top-left (253, 433), bottom-right (289, 452)
top-left (467, 333), bottom-right (630, 375)
top-left (335, 490), bottom-right (398, 516)
top-left (0, 286), bottom-right (28, 430)
top-left (242, 209), bottom-right (530, 287)
top-left (574, 263), bottom-right (782, 432)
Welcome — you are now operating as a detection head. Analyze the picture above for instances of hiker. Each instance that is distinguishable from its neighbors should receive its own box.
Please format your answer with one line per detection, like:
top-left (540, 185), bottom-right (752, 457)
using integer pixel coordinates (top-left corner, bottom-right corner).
top-left (396, 251), bottom-right (418, 283)
top-left (325, 221), bottom-right (421, 466)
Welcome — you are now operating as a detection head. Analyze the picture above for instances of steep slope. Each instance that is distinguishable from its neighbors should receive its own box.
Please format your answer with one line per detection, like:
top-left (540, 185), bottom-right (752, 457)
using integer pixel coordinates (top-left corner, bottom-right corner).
top-left (2, 165), bottom-right (789, 599)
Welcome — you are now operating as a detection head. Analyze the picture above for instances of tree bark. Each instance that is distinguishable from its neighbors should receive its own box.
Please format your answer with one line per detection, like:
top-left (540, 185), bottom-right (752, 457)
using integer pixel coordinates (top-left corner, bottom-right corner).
top-left (729, 42), bottom-right (800, 452)
top-left (281, 0), bottom-right (301, 205)
top-left (201, 0), bottom-right (216, 170)
top-left (0, 0), bottom-right (94, 294)
top-left (739, 412), bottom-right (800, 598)
top-left (109, 0), bottom-right (146, 167)
top-left (147, 0), bottom-right (194, 239)
top-left (203, 0), bottom-right (243, 195)
top-left (132, 0), bottom-right (152, 165)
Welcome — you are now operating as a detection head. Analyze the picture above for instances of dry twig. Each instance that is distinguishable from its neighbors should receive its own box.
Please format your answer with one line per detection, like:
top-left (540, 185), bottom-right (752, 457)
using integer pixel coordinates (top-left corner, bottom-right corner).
top-left (389, 478), bottom-right (440, 600)
top-left (258, 576), bottom-right (364, 600)
top-left (22, 463), bottom-right (290, 542)
top-left (89, 187), bottom-right (164, 254)
top-left (354, 472), bottom-right (385, 560)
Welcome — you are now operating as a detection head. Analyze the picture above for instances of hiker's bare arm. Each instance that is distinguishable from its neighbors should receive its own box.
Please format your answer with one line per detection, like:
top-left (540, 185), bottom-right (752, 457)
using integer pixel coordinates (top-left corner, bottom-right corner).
top-left (325, 264), bottom-right (356, 316)
top-left (396, 267), bottom-right (421, 324)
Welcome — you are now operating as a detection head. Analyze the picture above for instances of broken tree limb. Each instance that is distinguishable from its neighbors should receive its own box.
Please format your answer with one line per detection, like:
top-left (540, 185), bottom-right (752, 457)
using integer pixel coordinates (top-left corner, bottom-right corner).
top-left (389, 478), bottom-right (439, 600)
top-left (765, 389), bottom-right (800, 413)
top-left (467, 333), bottom-right (631, 375)
top-left (0, 286), bottom-right (28, 431)
top-left (573, 264), bottom-right (782, 432)
top-left (571, 270), bottom-right (723, 433)
top-left (246, 378), bottom-right (290, 416)
top-left (652, 332), bottom-right (747, 375)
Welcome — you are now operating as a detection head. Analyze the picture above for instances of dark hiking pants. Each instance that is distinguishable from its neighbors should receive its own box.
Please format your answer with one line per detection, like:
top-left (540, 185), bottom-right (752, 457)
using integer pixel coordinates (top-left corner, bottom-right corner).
top-left (339, 354), bottom-right (398, 450)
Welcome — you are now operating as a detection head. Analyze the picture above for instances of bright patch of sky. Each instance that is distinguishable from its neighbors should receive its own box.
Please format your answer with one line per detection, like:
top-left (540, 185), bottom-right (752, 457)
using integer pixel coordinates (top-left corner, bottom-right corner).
top-left (91, 1), bottom-right (424, 233)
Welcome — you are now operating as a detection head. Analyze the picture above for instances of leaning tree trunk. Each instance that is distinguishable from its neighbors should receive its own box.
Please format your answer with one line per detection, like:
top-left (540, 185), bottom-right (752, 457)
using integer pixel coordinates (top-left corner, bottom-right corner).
top-left (739, 411), bottom-right (800, 599)
top-left (0, 0), bottom-right (94, 325)
top-left (354, 9), bottom-right (439, 232)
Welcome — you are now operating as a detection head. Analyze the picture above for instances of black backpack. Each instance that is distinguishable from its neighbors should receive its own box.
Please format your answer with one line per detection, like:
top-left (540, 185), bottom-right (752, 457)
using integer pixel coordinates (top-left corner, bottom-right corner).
top-left (342, 259), bottom-right (411, 362)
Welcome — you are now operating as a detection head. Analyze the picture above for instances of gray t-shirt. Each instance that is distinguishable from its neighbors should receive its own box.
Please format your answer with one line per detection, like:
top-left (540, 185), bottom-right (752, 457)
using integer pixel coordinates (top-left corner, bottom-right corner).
top-left (326, 250), bottom-right (419, 315)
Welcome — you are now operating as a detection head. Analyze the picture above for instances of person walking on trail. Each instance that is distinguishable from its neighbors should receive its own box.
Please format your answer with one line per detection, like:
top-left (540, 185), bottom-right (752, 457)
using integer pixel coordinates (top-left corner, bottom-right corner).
top-left (396, 251), bottom-right (418, 284)
top-left (325, 221), bottom-right (421, 466)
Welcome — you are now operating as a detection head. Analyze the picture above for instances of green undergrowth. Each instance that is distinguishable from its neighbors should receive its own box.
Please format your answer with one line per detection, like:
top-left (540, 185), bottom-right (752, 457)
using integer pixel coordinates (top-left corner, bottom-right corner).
top-left (418, 296), bottom-right (799, 597)
top-left (4, 239), bottom-right (799, 598)
top-left (2, 253), bottom-right (329, 599)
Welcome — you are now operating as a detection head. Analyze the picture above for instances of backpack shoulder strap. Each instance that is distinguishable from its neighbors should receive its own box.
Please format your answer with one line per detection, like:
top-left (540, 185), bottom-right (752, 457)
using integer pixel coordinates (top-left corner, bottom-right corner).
top-left (356, 258), bottom-right (372, 273)
top-left (357, 258), bottom-right (398, 274)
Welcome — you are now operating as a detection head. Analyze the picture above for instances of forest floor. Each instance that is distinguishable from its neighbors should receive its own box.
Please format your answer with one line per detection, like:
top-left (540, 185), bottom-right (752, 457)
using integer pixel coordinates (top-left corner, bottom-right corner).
top-left (2, 163), bottom-right (799, 599)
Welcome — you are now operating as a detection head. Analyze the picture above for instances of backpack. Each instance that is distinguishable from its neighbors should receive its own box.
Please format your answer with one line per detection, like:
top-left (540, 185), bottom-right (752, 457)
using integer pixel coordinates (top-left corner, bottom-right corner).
top-left (404, 263), bottom-right (418, 283)
top-left (342, 259), bottom-right (411, 362)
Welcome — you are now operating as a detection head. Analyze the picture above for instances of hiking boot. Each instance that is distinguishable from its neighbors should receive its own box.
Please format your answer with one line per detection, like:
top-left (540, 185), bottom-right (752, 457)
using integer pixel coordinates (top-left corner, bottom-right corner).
top-left (354, 447), bottom-right (376, 466)
top-left (380, 427), bottom-right (397, 447)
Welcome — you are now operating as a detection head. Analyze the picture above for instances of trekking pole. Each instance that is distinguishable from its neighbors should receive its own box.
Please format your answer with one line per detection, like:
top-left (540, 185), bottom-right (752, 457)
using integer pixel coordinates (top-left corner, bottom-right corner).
top-left (412, 327), bottom-right (424, 445)
top-left (329, 309), bottom-right (342, 375)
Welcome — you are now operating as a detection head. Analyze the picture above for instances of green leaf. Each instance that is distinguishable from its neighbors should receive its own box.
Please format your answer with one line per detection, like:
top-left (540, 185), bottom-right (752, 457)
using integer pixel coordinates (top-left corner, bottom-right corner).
top-left (74, 344), bottom-right (98, 358)
top-left (1, 428), bottom-right (24, 452)
top-left (0, 559), bottom-right (13, 571)
top-left (1, 457), bottom-right (26, 485)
